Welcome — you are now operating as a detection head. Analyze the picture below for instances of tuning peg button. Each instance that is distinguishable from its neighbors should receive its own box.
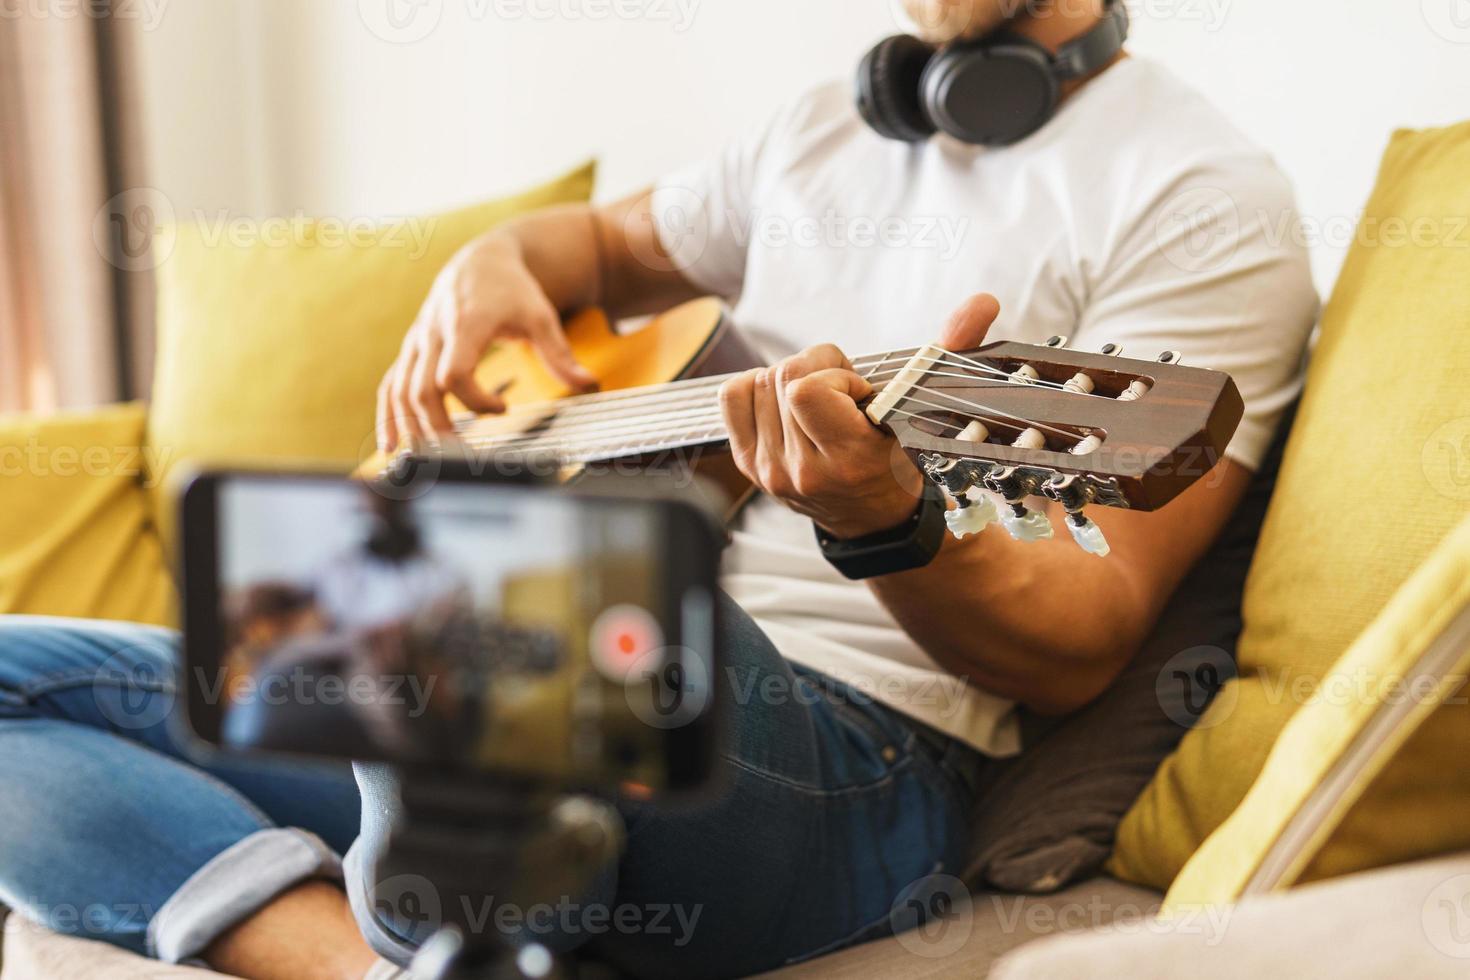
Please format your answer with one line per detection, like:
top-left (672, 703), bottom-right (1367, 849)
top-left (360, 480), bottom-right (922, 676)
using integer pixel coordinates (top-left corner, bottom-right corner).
top-left (1001, 504), bottom-right (1054, 543)
top-left (946, 496), bottom-right (999, 539)
top-left (1066, 514), bottom-right (1111, 557)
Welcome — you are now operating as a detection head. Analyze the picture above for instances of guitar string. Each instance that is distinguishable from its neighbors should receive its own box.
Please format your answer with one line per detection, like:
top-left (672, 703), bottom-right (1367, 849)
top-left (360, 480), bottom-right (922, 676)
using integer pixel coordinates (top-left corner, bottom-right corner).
top-left (449, 345), bottom-right (1101, 434)
top-left (454, 353), bottom-right (1092, 456)
top-left (446, 346), bottom-right (1120, 457)
top-left (449, 348), bottom-right (1105, 449)
top-left (460, 374), bottom-right (1083, 458)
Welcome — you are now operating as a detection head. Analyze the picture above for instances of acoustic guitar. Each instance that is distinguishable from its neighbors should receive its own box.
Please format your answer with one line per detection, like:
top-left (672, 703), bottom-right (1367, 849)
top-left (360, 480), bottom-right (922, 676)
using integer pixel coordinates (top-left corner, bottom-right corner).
top-left (361, 297), bottom-right (1243, 557)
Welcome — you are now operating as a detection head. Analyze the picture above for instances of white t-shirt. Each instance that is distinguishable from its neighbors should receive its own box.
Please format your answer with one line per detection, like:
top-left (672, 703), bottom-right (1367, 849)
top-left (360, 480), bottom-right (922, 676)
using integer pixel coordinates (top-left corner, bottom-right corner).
top-left (650, 57), bottom-right (1318, 757)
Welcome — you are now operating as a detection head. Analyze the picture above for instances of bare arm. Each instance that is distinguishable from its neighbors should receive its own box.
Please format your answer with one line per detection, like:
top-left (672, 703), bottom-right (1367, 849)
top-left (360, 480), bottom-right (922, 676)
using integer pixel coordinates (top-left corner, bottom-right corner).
top-left (870, 462), bottom-right (1249, 715)
top-left (502, 191), bottom-right (703, 320)
top-left (377, 190), bottom-right (701, 450)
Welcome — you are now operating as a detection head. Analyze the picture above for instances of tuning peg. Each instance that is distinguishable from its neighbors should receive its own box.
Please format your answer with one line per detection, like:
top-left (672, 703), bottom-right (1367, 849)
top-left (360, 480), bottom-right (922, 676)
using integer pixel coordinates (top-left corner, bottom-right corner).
top-left (946, 495), bottom-right (999, 539)
top-left (1063, 372), bottom-right (1095, 395)
top-left (1001, 502), bottom-right (1054, 543)
top-left (1118, 380), bottom-right (1151, 402)
top-left (1065, 512), bottom-right (1111, 557)
top-left (1100, 343), bottom-right (1124, 357)
top-left (1157, 350), bottom-right (1182, 365)
top-left (1012, 427), bottom-right (1047, 451)
top-left (1044, 335), bottom-right (1070, 349)
top-left (1010, 364), bottom-right (1040, 384)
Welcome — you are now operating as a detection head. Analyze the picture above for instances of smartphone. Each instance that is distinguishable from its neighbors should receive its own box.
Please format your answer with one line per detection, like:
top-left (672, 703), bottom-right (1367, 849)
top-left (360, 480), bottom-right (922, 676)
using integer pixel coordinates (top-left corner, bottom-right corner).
top-left (179, 468), bottom-right (723, 795)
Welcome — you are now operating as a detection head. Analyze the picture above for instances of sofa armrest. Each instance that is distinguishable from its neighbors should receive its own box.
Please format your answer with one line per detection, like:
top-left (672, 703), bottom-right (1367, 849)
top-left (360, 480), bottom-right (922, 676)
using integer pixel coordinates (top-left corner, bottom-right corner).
top-left (993, 853), bottom-right (1470, 980)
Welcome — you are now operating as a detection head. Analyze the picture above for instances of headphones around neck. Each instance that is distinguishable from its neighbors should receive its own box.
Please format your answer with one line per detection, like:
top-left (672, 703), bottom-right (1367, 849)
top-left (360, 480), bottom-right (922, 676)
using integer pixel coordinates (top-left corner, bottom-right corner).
top-left (856, 0), bottom-right (1129, 147)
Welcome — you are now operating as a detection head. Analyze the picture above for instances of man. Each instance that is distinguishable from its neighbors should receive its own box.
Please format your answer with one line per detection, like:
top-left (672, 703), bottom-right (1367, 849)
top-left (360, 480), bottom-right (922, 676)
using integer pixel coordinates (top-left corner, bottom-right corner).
top-left (0, 2), bottom-right (1315, 978)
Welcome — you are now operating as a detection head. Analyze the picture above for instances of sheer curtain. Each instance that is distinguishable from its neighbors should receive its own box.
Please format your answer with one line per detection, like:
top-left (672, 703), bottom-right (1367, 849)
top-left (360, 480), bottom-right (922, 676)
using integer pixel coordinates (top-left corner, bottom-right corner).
top-left (0, 8), bottom-right (148, 414)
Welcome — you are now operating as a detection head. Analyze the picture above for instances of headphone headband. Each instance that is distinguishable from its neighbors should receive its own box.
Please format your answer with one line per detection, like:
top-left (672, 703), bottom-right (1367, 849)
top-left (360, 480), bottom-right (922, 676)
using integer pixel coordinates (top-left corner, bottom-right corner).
top-left (1051, 0), bottom-right (1130, 80)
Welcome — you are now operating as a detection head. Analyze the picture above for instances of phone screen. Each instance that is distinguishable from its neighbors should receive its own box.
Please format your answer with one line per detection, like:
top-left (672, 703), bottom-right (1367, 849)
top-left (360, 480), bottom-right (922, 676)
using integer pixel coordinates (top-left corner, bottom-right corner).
top-left (181, 473), bottom-right (720, 793)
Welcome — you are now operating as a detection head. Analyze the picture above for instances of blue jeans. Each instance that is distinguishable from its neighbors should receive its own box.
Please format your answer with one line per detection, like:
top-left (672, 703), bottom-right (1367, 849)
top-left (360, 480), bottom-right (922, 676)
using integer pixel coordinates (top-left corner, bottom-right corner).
top-left (0, 606), bottom-right (986, 978)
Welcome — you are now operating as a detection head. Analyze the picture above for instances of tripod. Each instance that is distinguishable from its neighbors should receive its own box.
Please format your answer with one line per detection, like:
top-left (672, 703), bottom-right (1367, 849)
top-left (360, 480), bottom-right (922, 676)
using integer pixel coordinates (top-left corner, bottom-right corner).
top-left (371, 770), bottom-right (624, 980)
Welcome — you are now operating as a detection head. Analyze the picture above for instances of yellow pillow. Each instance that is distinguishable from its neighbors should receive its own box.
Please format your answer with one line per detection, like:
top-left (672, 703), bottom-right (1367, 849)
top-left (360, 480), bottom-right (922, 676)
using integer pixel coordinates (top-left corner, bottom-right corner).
top-left (1109, 121), bottom-right (1470, 888)
top-left (1164, 516), bottom-right (1470, 907)
top-left (0, 403), bottom-right (173, 626)
top-left (146, 162), bottom-right (597, 540)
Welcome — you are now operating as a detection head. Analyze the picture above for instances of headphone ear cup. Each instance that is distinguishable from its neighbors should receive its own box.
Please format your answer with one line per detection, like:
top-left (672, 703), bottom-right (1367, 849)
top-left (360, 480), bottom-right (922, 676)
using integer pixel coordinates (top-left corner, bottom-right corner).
top-left (922, 40), bottom-right (1058, 147)
top-left (856, 35), bottom-right (939, 143)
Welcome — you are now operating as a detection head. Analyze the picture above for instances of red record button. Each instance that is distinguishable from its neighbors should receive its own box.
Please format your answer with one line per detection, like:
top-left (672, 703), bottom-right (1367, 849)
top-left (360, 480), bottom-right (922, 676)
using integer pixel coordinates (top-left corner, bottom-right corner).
top-left (589, 605), bottom-right (664, 681)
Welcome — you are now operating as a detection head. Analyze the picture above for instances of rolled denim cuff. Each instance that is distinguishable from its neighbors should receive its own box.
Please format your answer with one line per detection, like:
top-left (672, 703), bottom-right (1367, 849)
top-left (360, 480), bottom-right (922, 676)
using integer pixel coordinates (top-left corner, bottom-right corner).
top-left (147, 828), bottom-right (342, 963)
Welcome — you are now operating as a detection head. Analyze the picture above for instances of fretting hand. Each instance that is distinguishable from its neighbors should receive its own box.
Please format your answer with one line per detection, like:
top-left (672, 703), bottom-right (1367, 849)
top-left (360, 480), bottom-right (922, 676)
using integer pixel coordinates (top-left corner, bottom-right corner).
top-left (719, 293), bottom-right (1001, 540)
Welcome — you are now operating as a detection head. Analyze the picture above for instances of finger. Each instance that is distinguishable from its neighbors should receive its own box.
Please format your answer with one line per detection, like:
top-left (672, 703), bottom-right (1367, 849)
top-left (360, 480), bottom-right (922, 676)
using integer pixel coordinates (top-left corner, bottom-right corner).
top-left (774, 367), bottom-right (819, 460)
top-left (376, 364), bottom-right (400, 453)
top-left (391, 344), bottom-right (426, 447)
top-left (751, 368), bottom-right (787, 487)
top-left (410, 333), bottom-right (455, 436)
top-left (436, 336), bottom-right (506, 416)
top-left (528, 306), bottom-right (599, 393)
top-left (774, 344), bottom-right (850, 460)
top-left (939, 293), bottom-right (1002, 352)
top-left (779, 343), bottom-right (852, 379)
top-left (719, 371), bottom-right (759, 481)
top-left (786, 368), bottom-right (880, 456)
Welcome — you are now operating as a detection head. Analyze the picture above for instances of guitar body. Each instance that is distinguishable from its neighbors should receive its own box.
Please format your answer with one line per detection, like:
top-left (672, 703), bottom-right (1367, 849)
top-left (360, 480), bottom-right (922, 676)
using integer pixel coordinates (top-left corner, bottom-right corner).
top-left (360, 298), bottom-right (759, 513)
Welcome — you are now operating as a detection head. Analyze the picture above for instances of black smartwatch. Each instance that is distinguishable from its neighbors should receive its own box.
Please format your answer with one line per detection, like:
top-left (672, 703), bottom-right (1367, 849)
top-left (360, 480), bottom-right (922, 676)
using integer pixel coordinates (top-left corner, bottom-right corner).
top-left (815, 488), bottom-right (948, 581)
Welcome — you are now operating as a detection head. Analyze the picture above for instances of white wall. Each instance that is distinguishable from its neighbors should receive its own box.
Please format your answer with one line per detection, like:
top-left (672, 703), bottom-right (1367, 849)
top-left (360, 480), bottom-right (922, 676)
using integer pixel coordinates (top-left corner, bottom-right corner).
top-left (136, 0), bottom-right (1470, 291)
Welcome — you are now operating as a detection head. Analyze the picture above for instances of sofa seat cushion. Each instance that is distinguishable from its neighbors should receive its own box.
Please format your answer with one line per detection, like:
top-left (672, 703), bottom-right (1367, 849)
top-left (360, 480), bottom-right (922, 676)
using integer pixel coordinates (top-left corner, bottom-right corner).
top-left (1, 912), bottom-right (221, 980)
top-left (1110, 119), bottom-right (1470, 890)
top-left (3, 877), bottom-right (1162, 980)
top-left (762, 877), bottom-right (1162, 979)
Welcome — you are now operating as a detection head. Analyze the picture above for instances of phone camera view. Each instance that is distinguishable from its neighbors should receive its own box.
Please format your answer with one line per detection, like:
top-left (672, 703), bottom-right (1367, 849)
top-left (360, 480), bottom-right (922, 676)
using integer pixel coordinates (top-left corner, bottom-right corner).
top-left (206, 479), bottom-right (714, 790)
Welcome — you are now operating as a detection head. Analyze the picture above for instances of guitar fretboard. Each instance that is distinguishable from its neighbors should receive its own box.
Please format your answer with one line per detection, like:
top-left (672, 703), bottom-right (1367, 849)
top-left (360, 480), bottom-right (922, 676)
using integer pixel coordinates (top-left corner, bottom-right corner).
top-left (454, 373), bottom-right (736, 464)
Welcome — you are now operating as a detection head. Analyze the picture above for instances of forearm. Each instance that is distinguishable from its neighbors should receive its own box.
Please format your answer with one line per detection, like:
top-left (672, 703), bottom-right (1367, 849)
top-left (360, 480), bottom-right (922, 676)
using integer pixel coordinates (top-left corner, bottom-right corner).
top-left (497, 190), bottom-right (702, 322)
top-left (868, 501), bottom-right (1160, 716)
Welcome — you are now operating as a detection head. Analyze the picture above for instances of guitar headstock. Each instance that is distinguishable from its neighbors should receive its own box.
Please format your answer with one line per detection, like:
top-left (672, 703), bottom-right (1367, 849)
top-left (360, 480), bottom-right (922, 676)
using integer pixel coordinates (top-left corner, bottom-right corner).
top-left (864, 338), bottom-right (1244, 556)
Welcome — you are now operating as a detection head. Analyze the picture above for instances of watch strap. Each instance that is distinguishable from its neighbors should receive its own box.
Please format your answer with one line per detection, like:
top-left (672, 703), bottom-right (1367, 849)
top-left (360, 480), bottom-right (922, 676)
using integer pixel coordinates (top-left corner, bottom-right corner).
top-left (815, 487), bottom-right (947, 581)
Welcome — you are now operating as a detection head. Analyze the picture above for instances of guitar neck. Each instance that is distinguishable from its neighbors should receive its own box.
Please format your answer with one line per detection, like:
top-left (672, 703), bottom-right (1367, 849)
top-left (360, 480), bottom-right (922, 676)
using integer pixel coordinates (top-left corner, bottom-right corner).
top-left (456, 372), bottom-right (736, 465)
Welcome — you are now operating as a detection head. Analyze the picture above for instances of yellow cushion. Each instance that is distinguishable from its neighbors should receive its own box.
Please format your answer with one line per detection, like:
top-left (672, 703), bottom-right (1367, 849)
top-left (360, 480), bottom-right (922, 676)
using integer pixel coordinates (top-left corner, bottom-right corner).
top-left (1109, 121), bottom-right (1470, 888)
top-left (146, 162), bottom-right (597, 542)
top-left (1164, 516), bottom-right (1470, 907)
top-left (0, 403), bottom-right (173, 626)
